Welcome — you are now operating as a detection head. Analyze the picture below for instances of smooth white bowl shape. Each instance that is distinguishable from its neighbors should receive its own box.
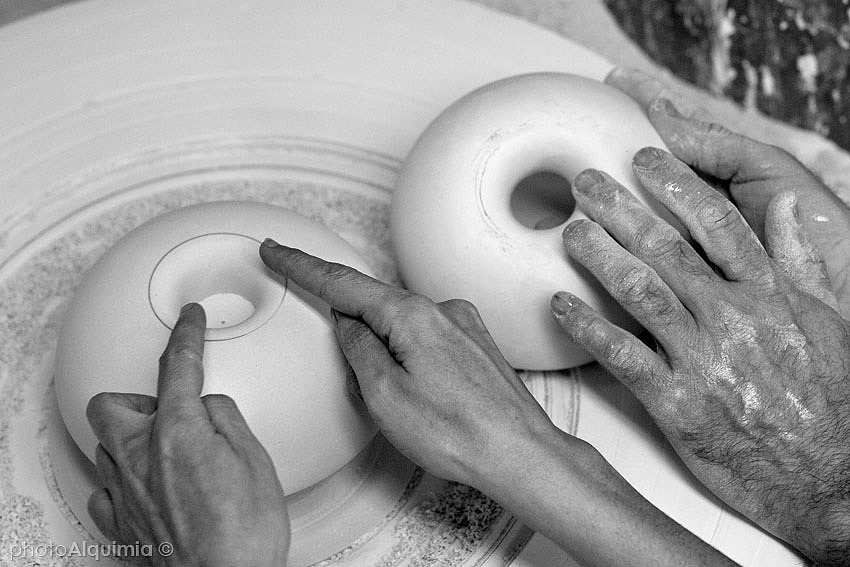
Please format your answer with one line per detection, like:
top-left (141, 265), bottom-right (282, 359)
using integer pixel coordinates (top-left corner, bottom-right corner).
top-left (392, 73), bottom-right (682, 370)
top-left (55, 201), bottom-right (378, 495)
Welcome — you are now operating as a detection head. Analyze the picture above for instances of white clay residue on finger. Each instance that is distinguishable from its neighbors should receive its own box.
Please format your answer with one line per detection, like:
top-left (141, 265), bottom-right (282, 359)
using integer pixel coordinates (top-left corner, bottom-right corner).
top-left (764, 193), bottom-right (839, 308)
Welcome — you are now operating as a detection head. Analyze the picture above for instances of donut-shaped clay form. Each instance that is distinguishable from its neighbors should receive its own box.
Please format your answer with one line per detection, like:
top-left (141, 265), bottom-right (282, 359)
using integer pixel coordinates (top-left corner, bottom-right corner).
top-left (55, 201), bottom-right (377, 495)
top-left (391, 73), bottom-right (682, 370)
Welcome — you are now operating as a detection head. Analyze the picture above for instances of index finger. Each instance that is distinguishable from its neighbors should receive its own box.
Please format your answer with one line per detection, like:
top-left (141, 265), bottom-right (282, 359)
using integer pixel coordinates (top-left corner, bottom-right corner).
top-left (156, 302), bottom-right (208, 420)
top-left (259, 239), bottom-right (408, 339)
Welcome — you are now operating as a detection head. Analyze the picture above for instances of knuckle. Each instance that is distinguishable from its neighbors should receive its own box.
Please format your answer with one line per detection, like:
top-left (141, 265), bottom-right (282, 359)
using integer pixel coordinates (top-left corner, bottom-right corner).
top-left (604, 336), bottom-right (638, 369)
top-left (612, 265), bottom-right (658, 306)
top-left (380, 293), bottom-right (437, 338)
top-left (386, 293), bottom-right (434, 321)
top-left (158, 346), bottom-right (202, 370)
top-left (632, 222), bottom-right (683, 261)
top-left (695, 197), bottom-right (738, 232)
top-left (653, 296), bottom-right (688, 325)
top-left (580, 316), bottom-right (610, 345)
top-left (316, 262), bottom-right (355, 294)
top-left (611, 266), bottom-right (688, 326)
top-left (320, 260), bottom-right (352, 279)
top-left (155, 421), bottom-right (196, 453)
top-left (704, 121), bottom-right (733, 137)
top-left (86, 392), bottom-right (117, 422)
top-left (202, 393), bottom-right (236, 408)
top-left (342, 322), bottom-right (378, 352)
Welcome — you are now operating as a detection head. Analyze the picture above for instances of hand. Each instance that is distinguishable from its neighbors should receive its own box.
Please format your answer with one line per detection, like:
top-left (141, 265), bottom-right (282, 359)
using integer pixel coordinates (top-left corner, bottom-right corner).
top-left (552, 150), bottom-right (850, 565)
top-left (606, 67), bottom-right (850, 317)
top-left (86, 304), bottom-right (289, 567)
top-left (259, 241), bottom-right (738, 567)
top-left (260, 239), bottom-right (551, 485)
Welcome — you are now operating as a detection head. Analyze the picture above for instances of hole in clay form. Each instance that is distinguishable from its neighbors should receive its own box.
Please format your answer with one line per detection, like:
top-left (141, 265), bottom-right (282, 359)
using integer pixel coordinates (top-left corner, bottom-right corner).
top-left (148, 233), bottom-right (285, 341)
top-left (199, 292), bottom-right (256, 328)
top-left (510, 170), bottom-right (575, 230)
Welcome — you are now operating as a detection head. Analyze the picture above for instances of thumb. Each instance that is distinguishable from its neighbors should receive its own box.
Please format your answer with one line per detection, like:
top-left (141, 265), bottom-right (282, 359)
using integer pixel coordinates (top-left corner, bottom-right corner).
top-left (86, 392), bottom-right (157, 457)
top-left (331, 310), bottom-right (399, 402)
top-left (764, 191), bottom-right (838, 310)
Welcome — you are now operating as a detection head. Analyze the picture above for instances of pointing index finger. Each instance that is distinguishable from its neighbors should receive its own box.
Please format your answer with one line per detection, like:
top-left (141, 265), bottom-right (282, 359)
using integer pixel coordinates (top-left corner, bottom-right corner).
top-left (259, 239), bottom-right (407, 339)
top-left (156, 303), bottom-right (208, 420)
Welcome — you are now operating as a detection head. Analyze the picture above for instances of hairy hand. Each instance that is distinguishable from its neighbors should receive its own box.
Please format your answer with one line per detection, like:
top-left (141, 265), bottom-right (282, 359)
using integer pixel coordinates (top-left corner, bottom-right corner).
top-left (552, 149), bottom-right (850, 565)
top-left (86, 304), bottom-right (289, 567)
top-left (606, 66), bottom-right (850, 317)
top-left (259, 241), bottom-right (553, 486)
top-left (260, 241), bottom-right (738, 567)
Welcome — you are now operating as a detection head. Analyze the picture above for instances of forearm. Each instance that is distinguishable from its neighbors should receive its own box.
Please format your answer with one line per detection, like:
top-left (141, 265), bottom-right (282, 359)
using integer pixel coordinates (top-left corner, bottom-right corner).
top-left (472, 425), bottom-right (739, 567)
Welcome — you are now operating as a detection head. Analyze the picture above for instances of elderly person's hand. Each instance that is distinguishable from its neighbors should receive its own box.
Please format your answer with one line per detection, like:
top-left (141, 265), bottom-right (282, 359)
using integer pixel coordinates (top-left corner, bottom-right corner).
top-left (606, 67), bottom-right (850, 317)
top-left (550, 73), bottom-right (850, 565)
top-left (260, 241), bottom-right (738, 567)
top-left (86, 304), bottom-right (289, 567)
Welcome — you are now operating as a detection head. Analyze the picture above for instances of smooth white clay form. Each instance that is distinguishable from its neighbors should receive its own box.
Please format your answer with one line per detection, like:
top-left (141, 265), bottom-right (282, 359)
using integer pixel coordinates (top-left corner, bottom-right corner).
top-left (392, 73), bottom-right (683, 370)
top-left (55, 201), bottom-right (377, 495)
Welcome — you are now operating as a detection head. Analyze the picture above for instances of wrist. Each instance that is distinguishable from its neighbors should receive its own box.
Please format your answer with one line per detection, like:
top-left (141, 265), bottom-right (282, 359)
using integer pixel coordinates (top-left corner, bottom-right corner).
top-left (469, 419), bottom-right (599, 509)
top-left (470, 424), bottom-right (738, 567)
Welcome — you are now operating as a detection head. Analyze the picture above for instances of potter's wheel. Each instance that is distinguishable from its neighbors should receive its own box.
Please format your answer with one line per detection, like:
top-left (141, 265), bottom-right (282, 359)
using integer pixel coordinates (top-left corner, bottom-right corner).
top-left (0, 1), bottom-right (807, 566)
top-left (3, 142), bottom-right (562, 566)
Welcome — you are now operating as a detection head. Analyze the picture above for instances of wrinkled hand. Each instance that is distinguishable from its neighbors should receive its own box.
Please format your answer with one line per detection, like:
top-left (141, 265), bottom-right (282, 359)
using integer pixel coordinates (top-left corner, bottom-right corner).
top-left (552, 145), bottom-right (850, 564)
top-left (86, 304), bottom-right (289, 567)
top-left (606, 67), bottom-right (850, 317)
top-left (259, 240), bottom-right (552, 486)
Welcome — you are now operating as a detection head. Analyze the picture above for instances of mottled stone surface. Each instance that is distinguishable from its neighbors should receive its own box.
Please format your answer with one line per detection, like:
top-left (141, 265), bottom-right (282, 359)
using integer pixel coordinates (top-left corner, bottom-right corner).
top-left (605, 0), bottom-right (850, 150)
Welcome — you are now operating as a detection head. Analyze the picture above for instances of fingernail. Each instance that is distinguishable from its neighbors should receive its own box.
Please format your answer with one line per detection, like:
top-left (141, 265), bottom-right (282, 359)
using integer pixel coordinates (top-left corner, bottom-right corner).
top-left (181, 302), bottom-right (199, 314)
top-left (572, 169), bottom-right (605, 194)
top-left (551, 292), bottom-right (576, 316)
top-left (633, 147), bottom-right (664, 169)
top-left (651, 97), bottom-right (682, 118)
top-left (605, 66), bottom-right (647, 85)
top-left (605, 66), bottom-right (629, 83)
top-left (262, 238), bottom-right (280, 248)
top-left (346, 368), bottom-right (365, 403)
top-left (788, 192), bottom-right (800, 221)
top-left (562, 219), bottom-right (588, 239)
